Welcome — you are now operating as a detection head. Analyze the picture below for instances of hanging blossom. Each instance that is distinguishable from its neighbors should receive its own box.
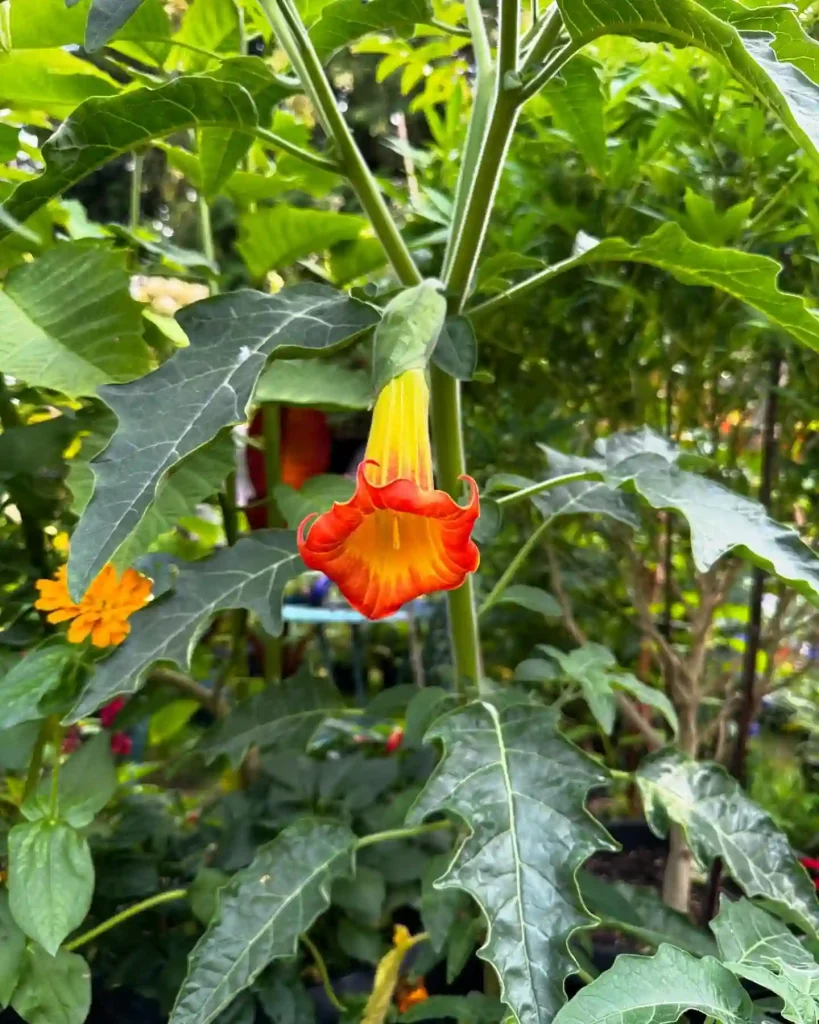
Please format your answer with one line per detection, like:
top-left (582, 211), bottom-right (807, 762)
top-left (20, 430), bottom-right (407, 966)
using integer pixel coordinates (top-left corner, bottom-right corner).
top-left (35, 564), bottom-right (151, 647)
top-left (298, 368), bottom-right (479, 619)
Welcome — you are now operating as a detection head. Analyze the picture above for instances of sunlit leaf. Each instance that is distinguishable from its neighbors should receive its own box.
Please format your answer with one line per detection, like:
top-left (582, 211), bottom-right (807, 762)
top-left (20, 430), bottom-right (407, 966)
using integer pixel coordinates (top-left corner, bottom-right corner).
top-left (408, 701), bottom-right (616, 1024)
top-left (637, 751), bottom-right (819, 937)
top-left (551, 944), bottom-right (752, 1024)
top-left (0, 243), bottom-right (151, 398)
top-left (67, 285), bottom-right (377, 598)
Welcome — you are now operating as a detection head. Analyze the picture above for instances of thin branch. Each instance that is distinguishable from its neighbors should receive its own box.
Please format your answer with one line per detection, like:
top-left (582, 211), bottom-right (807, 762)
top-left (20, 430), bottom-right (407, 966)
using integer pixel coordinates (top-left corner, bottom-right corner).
top-left (547, 544), bottom-right (665, 751)
top-left (149, 667), bottom-right (228, 718)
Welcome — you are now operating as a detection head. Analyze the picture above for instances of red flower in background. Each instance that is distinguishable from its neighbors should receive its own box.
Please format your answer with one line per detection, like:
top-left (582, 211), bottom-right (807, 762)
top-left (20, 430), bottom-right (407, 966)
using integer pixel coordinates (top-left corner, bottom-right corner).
top-left (110, 733), bottom-right (132, 757)
top-left (246, 408), bottom-right (332, 529)
top-left (385, 726), bottom-right (404, 753)
top-left (100, 696), bottom-right (126, 729)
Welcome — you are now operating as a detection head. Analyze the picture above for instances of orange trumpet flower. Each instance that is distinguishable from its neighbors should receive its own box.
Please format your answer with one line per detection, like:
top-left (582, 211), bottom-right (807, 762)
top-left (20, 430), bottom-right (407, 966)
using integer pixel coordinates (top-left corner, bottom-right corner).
top-left (297, 368), bottom-right (479, 619)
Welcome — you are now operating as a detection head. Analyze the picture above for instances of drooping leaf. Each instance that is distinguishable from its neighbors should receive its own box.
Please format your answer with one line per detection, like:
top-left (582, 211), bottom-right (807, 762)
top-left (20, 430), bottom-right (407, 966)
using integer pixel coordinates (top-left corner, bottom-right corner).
top-left (254, 359), bottom-right (371, 410)
top-left (201, 670), bottom-right (343, 767)
top-left (407, 701), bottom-right (616, 1024)
top-left (67, 285), bottom-right (378, 598)
top-left (274, 475), bottom-right (356, 529)
top-left (372, 279), bottom-right (447, 393)
top-left (0, 891), bottom-right (26, 1006)
top-left (111, 431), bottom-right (236, 572)
top-left (10, 0), bottom-right (169, 61)
top-left (11, 945), bottom-right (91, 1024)
top-left (310, 0), bottom-right (430, 60)
top-left (0, 645), bottom-right (76, 732)
top-left (712, 897), bottom-right (819, 1024)
top-left (23, 732), bottom-right (117, 829)
top-left (170, 819), bottom-right (356, 1024)
top-left (0, 243), bottom-right (151, 398)
top-left (84, 0), bottom-right (148, 50)
top-left (577, 873), bottom-right (717, 958)
top-left (472, 222), bottom-right (819, 356)
top-left (534, 448), bottom-right (639, 529)
top-left (608, 445), bottom-right (819, 604)
top-left (541, 55), bottom-right (606, 174)
top-left (8, 820), bottom-right (94, 955)
top-left (332, 865), bottom-right (386, 924)
top-left (362, 927), bottom-right (428, 1024)
top-left (551, 944), bottom-right (752, 1024)
top-left (0, 50), bottom-right (118, 119)
top-left (237, 206), bottom-right (368, 278)
top-left (67, 531), bottom-right (303, 721)
top-left (197, 59), bottom-right (290, 197)
top-left (637, 752), bottom-right (819, 937)
top-left (554, 0), bottom-right (819, 167)
top-left (432, 316), bottom-right (478, 381)
top-left (0, 65), bottom-right (269, 232)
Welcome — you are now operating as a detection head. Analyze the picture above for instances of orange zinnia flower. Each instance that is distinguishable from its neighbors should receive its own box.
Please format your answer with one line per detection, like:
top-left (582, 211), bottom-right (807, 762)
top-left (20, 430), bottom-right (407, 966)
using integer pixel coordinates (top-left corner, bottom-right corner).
top-left (35, 564), bottom-right (151, 647)
top-left (297, 368), bottom-right (479, 619)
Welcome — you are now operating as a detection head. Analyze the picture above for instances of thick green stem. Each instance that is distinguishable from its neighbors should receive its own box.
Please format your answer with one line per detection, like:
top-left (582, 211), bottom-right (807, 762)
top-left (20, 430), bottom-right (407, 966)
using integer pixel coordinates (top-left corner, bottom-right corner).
top-left (444, 90), bottom-right (521, 306)
top-left (430, 366), bottom-right (482, 692)
top-left (23, 719), bottom-right (50, 804)
top-left (129, 151), bottom-right (144, 232)
top-left (48, 719), bottom-right (63, 819)
top-left (355, 820), bottom-right (452, 851)
top-left (65, 890), bottom-right (187, 951)
top-left (259, 0), bottom-right (421, 286)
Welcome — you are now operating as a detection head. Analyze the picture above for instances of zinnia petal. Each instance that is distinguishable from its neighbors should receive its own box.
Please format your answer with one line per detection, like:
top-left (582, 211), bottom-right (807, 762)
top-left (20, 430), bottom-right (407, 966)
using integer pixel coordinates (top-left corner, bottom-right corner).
top-left (298, 369), bottom-right (479, 620)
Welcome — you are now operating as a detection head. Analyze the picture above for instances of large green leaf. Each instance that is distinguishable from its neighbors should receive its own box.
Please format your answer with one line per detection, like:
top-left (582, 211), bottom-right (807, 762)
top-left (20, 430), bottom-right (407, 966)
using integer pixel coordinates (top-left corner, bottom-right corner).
top-left (0, 243), bottom-right (151, 399)
top-left (254, 359), bottom-right (371, 410)
top-left (538, 643), bottom-right (678, 737)
top-left (170, 819), bottom-right (356, 1024)
top-left (551, 944), bottom-right (752, 1024)
top-left (554, 0), bottom-right (819, 166)
top-left (541, 56), bottom-right (606, 175)
top-left (111, 432), bottom-right (236, 572)
top-left (237, 206), bottom-right (368, 277)
top-left (0, 50), bottom-right (118, 119)
top-left (201, 670), bottom-right (343, 767)
top-left (407, 701), bottom-right (616, 1024)
top-left (23, 733), bottom-right (117, 829)
top-left (528, 448), bottom-right (639, 529)
top-left (10, 0), bottom-right (169, 60)
top-left (637, 751), bottom-right (819, 937)
top-left (0, 63), bottom-right (271, 232)
top-left (84, 0), bottom-right (148, 50)
top-left (577, 873), bottom-right (717, 958)
top-left (67, 531), bottom-right (303, 721)
top-left (11, 946), bottom-right (91, 1024)
top-left (602, 432), bottom-right (819, 603)
top-left (472, 222), bottom-right (819, 355)
top-left (8, 820), bottom-right (94, 955)
top-left (67, 284), bottom-right (378, 598)
top-left (372, 279), bottom-right (447, 393)
top-left (712, 897), bottom-right (819, 1024)
top-left (0, 646), bottom-right (75, 732)
top-left (310, 0), bottom-right (430, 60)
top-left (196, 59), bottom-right (289, 197)
top-left (0, 891), bottom-right (26, 1006)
